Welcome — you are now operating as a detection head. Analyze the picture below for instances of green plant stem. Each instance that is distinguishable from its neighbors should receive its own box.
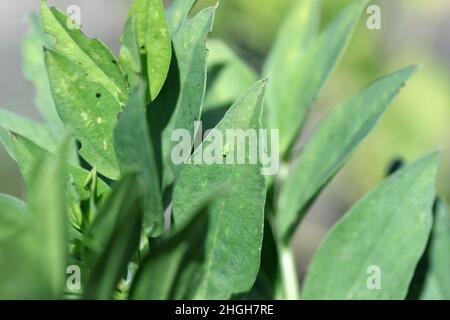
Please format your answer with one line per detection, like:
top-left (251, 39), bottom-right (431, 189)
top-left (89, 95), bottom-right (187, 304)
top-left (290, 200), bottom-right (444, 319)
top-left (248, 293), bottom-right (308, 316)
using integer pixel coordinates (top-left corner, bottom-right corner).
top-left (279, 242), bottom-right (300, 300)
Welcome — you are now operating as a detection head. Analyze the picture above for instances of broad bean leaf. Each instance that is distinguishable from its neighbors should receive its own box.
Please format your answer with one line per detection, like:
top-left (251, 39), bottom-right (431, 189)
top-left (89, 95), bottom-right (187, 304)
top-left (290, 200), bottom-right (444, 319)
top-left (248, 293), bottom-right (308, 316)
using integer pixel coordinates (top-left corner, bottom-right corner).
top-left (118, 16), bottom-right (142, 90)
top-left (40, 1), bottom-right (128, 104)
top-left (150, 7), bottom-right (216, 194)
top-left (277, 65), bottom-right (419, 242)
top-left (264, 0), bottom-right (368, 157)
top-left (263, 0), bottom-right (320, 76)
top-left (302, 154), bottom-right (439, 299)
top-left (45, 50), bottom-right (121, 179)
top-left (172, 80), bottom-right (267, 299)
top-left (125, 0), bottom-right (171, 100)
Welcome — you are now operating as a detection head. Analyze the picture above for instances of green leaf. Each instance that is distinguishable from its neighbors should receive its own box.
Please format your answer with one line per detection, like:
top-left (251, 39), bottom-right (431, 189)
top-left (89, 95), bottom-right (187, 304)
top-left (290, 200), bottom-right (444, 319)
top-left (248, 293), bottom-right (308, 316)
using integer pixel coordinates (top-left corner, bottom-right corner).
top-left (277, 65), bottom-right (419, 242)
top-left (45, 50), bottom-right (121, 179)
top-left (118, 16), bottom-right (142, 90)
top-left (125, 0), bottom-right (171, 100)
top-left (114, 82), bottom-right (164, 238)
top-left (302, 153), bottom-right (439, 299)
top-left (263, 0), bottom-right (320, 149)
top-left (130, 207), bottom-right (209, 300)
top-left (27, 137), bottom-right (71, 299)
top-left (40, 1), bottom-right (128, 104)
top-left (150, 6), bottom-right (216, 194)
top-left (166, 0), bottom-right (198, 35)
top-left (0, 109), bottom-right (58, 156)
top-left (264, 0), bottom-right (320, 76)
top-left (202, 39), bottom-right (258, 131)
top-left (264, 0), bottom-right (368, 157)
top-left (418, 200), bottom-right (450, 299)
top-left (84, 174), bottom-right (143, 300)
top-left (22, 13), bottom-right (61, 125)
top-left (172, 80), bottom-right (267, 299)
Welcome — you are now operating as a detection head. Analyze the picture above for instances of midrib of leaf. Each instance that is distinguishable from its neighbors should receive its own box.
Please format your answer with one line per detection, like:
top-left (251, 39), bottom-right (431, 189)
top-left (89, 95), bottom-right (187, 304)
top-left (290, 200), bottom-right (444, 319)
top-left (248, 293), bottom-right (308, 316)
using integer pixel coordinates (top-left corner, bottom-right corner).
top-left (41, 4), bottom-right (125, 104)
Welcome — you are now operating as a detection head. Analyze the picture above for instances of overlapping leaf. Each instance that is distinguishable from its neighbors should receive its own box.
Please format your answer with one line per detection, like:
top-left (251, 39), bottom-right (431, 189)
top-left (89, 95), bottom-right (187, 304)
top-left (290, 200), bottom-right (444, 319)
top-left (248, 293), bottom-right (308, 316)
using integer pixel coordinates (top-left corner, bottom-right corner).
top-left (114, 83), bottom-right (164, 238)
top-left (118, 16), bottom-right (142, 90)
top-left (149, 6), bottom-right (216, 194)
top-left (172, 80), bottom-right (267, 299)
top-left (124, 0), bottom-right (171, 100)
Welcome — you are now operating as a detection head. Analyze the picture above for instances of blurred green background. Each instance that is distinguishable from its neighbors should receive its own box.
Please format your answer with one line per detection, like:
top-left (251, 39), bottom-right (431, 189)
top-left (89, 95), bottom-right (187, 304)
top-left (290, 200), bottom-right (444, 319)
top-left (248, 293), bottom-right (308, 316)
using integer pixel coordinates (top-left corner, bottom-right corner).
top-left (0, 0), bottom-right (449, 279)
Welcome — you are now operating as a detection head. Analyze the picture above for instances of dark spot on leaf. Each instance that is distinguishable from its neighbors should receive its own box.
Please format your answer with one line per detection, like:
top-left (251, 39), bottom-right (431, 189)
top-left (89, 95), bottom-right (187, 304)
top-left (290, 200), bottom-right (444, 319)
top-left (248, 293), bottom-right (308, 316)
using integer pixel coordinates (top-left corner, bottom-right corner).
top-left (112, 60), bottom-right (117, 65)
top-left (386, 158), bottom-right (404, 176)
top-left (96, 93), bottom-right (101, 98)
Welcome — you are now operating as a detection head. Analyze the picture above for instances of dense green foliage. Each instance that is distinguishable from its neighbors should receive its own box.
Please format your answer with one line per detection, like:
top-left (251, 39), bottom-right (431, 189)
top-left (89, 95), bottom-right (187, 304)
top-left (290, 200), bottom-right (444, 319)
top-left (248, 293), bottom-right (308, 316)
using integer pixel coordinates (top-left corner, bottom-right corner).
top-left (0, 0), bottom-right (446, 300)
